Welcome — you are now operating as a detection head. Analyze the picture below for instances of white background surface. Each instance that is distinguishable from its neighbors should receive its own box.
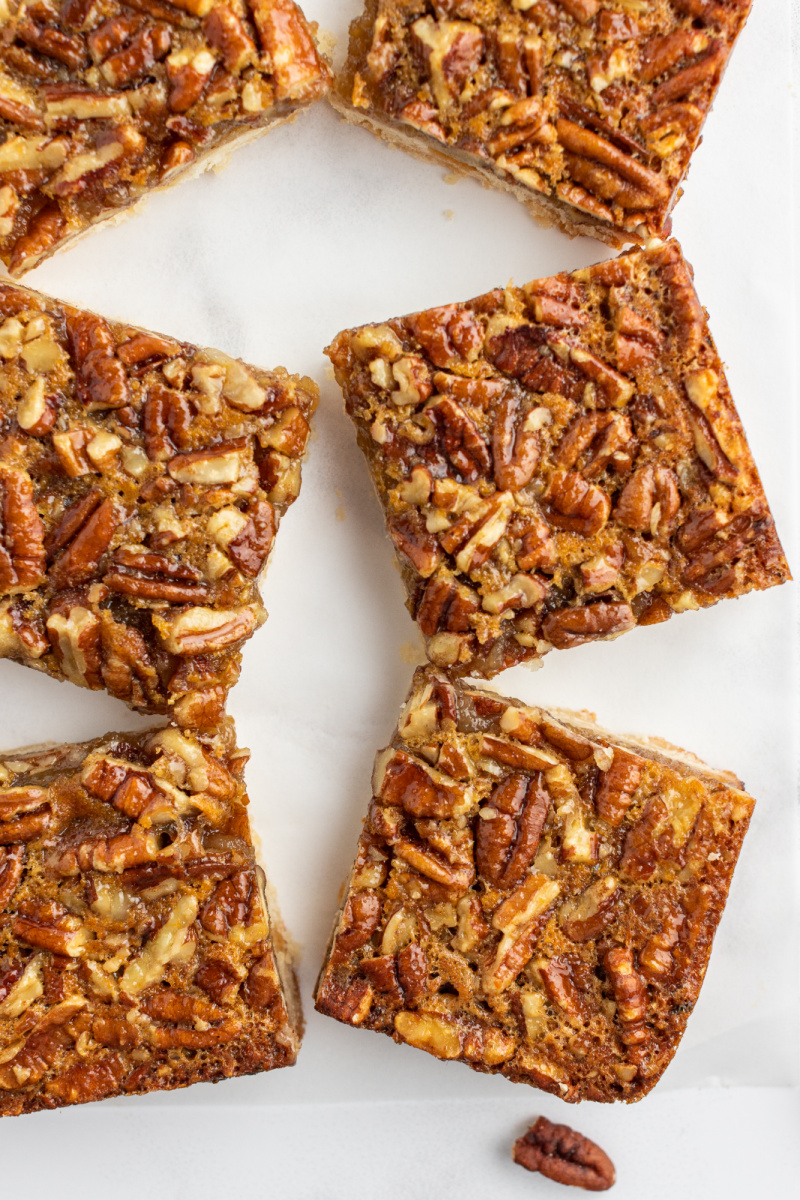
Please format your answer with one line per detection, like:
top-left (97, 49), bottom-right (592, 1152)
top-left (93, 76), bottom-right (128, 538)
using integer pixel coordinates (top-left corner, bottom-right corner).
top-left (2, 0), bottom-right (799, 1195)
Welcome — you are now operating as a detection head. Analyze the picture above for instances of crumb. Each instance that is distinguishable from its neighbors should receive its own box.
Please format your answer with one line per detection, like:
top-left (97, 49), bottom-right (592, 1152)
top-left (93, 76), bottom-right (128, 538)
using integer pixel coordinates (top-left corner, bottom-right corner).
top-left (399, 639), bottom-right (425, 664)
top-left (317, 28), bottom-right (337, 57)
top-left (443, 209), bottom-right (454, 221)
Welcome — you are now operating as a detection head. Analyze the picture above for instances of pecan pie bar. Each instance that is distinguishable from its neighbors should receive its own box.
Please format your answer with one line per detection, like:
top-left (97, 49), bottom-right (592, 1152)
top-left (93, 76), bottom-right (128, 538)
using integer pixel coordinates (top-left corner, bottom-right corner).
top-left (327, 241), bottom-right (789, 679)
top-left (0, 280), bottom-right (317, 724)
top-left (0, 0), bottom-right (330, 275)
top-left (333, 0), bottom-right (752, 247)
top-left (0, 719), bottom-right (302, 1116)
top-left (315, 665), bottom-right (754, 1102)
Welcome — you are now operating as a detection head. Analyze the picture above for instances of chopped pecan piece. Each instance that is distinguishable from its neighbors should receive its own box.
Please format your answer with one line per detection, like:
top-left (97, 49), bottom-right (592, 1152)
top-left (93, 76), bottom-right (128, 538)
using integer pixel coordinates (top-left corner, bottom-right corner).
top-left (48, 498), bottom-right (121, 590)
top-left (0, 845), bottom-right (25, 910)
top-left (316, 666), bottom-right (755, 1103)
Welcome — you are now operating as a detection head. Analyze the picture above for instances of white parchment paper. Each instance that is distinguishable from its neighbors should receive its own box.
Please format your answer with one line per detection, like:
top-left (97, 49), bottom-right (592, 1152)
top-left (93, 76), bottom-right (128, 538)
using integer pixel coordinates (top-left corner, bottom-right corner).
top-left (0, 0), bottom-right (796, 1154)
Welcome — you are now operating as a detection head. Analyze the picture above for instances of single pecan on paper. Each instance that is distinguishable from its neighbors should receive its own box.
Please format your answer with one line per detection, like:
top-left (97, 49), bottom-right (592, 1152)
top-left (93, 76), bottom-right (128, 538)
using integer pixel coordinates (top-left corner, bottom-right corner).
top-left (513, 1116), bottom-right (615, 1191)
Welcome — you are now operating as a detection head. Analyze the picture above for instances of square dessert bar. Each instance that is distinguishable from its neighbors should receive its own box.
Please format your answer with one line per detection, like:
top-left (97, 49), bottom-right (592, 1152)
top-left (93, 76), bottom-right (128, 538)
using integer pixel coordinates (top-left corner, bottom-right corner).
top-left (327, 241), bottom-right (789, 680)
top-left (315, 665), bottom-right (754, 1102)
top-left (0, 719), bottom-right (301, 1116)
top-left (0, 281), bottom-right (317, 724)
top-left (334, 0), bottom-right (752, 247)
top-left (0, 0), bottom-right (330, 275)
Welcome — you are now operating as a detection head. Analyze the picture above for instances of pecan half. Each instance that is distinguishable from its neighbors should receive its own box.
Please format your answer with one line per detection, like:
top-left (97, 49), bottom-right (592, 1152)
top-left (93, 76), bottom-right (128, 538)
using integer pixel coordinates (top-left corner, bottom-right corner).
top-left (154, 604), bottom-right (260, 655)
top-left (388, 510), bottom-right (442, 577)
top-left (67, 311), bottom-right (129, 410)
top-left (417, 575), bottom-right (480, 636)
top-left (0, 469), bottom-right (46, 594)
top-left (476, 773), bottom-right (549, 889)
top-left (199, 868), bottom-right (254, 936)
top-left (104, 547), bottom-right (209, 604)
top-left (640, 900), bottom-right (685, 981)
top-left (614, 464), bottom-right (680, 534)
top-left (492, 394), bottom-right (540, 490)
top-left (204, 7), bottom-right (256, 73)
top-left (429, 396), bottom-right (491, 482)
top-left (545, 470), bottom-right (610, 536)
top-left (604, 946), bottom-right (649, 1051)
top-left (48, 497), bottom-right (121, 590)
top-left (50, 825), bottom-right (161, 875)
top-left (13, 899), bottom-right (91, 956)
top-left (195, 955), bottom-right (242, 1005)
top-left (143, 385), bottom-right (193, 459)
top-left (250, 0), bottom-right (324, 101)
top-left (8, 204), bottom-right (65, 275)
top-left (362, 941), bottom-right (428, 1007)
top-left (541, 602), bottom-right (635, 650)
top-left (595, 749), bottom-right (644, 825)
top-left (408, 304), bottom-right (483, 368)
top-left (513, 1116), bottom-right (616, 1191)
top-left (0, 786), bottom-right (51, 842)
top-left (336, 891), bottom-right (382, 955)
top-left (559, 876), bottom-right (619, 942)
top-left (0, 844), bottom-right (24, 909)
top-left (242, 953), bottom-right (279, 1010)
top-left (315, 975), bottom-right (373, 1025)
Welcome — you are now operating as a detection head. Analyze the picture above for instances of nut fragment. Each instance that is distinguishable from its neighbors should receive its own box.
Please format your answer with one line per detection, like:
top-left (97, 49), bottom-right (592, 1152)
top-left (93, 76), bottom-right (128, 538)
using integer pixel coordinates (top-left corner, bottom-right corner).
top-left (154, 604), bottom-right (261, 655)
top-left (394, 1010), bottom-right (461, 1059)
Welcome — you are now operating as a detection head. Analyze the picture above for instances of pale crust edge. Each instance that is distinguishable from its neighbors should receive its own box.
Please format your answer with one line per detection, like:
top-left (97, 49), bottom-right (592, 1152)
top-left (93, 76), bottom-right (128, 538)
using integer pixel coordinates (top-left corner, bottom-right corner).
top-left (327, 91), bottom-right (635, 251)
top-left (5, 96), bottom-right (325, 280)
